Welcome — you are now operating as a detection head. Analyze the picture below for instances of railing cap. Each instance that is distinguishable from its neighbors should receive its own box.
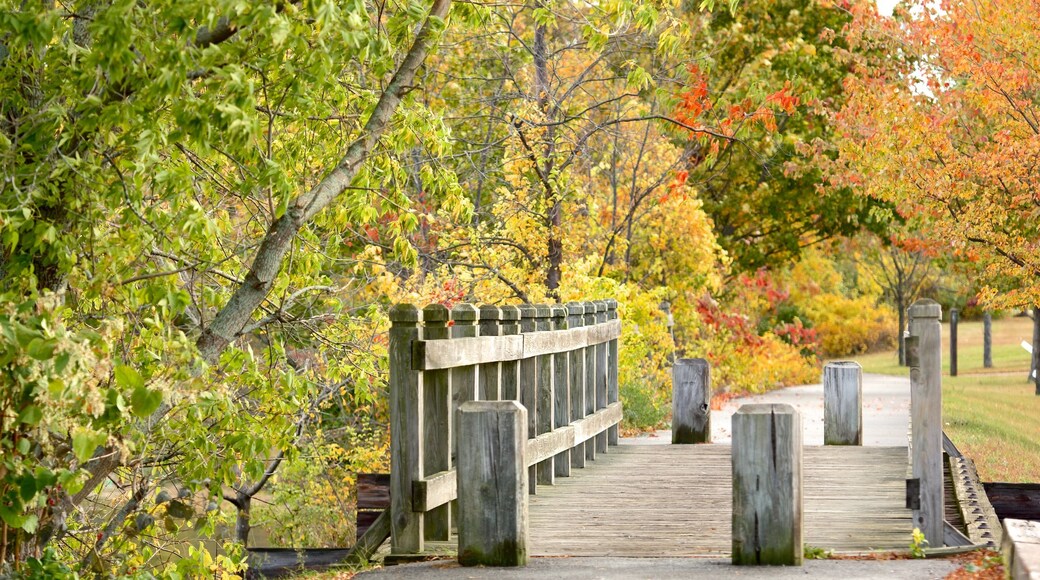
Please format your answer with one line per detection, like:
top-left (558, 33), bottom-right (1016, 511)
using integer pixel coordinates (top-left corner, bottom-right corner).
top-left (479, 304), bottom-right (502, 320)
top-left (390, 303), bottom-right (420, 323)
top-left (499, 305), bottom-right (521, 321)
top-left (422, 303), bottom-right (449, 322)
top-left (908, 299), bottom-right (942, 320)
top-left (451, 303), bottom-right (479, 321)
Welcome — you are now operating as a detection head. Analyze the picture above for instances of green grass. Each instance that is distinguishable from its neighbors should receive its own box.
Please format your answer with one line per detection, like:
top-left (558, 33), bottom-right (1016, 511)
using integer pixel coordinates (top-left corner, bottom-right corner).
top-left (854, 316), bottom-right (1040, 482)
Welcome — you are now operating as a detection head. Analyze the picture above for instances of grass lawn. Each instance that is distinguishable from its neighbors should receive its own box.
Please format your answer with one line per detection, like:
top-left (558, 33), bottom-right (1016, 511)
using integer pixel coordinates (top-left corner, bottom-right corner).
top-left (854, 315), bottom-right (1040, 483)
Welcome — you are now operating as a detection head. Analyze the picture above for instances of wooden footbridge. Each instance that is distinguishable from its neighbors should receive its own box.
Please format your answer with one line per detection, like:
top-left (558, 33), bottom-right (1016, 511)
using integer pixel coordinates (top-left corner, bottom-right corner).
top-left (381, 299), bottom-right (999, 567)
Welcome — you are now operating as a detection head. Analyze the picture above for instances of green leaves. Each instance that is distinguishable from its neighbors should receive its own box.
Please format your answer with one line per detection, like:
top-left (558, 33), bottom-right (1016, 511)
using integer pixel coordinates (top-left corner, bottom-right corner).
top-left (115, 364), bottom-right (162, 417)
top-left (71, 427), bottom-right (107, 463)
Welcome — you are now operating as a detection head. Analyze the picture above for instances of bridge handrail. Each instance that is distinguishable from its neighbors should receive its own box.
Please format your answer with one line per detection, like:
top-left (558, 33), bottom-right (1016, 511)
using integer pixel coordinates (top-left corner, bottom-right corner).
top-left (388, 299), bottom-right (622, 555)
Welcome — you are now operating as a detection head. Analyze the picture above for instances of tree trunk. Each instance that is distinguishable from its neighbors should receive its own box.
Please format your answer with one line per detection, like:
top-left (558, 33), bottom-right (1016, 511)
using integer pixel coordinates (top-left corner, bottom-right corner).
top-left (195, 0), bottom-right (452, 362)
top-left (236, 493), bottom-right (251, 546)
top-left (897, 294), bottom-right (907, 366)
top-left (532, 17), bottom-right (561, 299)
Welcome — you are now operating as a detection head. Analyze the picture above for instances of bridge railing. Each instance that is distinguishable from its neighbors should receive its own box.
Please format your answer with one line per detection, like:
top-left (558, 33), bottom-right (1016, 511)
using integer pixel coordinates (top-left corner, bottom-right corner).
top-left (388, 299), bottom-right (622, 555)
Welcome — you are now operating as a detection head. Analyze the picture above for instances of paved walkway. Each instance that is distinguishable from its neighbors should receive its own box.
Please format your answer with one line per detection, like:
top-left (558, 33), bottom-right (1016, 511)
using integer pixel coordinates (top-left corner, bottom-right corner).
top-left (628, 372), bottom-right (911, 446)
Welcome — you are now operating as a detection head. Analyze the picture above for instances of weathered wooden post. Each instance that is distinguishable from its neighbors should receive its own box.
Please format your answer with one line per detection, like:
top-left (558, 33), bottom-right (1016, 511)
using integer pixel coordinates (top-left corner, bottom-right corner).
top-left (583, 302), bottom-right (598, 462)
top-left (566, 302), bottom-right (587, 469)
top-left (950, 308), bottom-right (959, 377)
top-left (606, 299), bottom-right (620, 446)
top-left (518, 305), bottom-right (539, 493)
top-left (535, 304), bottom-right (555, 486)
top-left (732, 404), bottom-right (803, 566)
top-left (823, 361), bottom-right (863, 446)
top-left (671, 358), bottom-right (711, 444)
top-left (983, 311), bottom-right (993, 369)
top-left (500, 306), bottom-right (521, 400)
top-left (594, 300), bottom-right (609, 454)
top-left (457, 401), bottom-right (528, 567)
top-left (389, 304), bottom-right (423, 553)
top-left (421, 304), bottom-right (451, 541)
top-left (551, 305), bottom-right (571, 477)
top-left (478, 305), bottom-right (502, 400)
top-left (907, 299), bottom-right (943, 547)
top-left (451, 304), bottom-right (479, 405)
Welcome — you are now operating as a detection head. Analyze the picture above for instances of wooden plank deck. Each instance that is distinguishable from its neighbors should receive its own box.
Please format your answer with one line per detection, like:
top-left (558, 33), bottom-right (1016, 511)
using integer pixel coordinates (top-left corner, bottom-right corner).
top-left (527, 443), bottom-right (911, 556)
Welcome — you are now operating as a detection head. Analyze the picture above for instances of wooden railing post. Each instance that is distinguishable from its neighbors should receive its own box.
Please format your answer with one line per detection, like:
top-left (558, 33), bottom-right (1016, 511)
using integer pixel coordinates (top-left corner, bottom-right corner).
top-left (478, 305), bottom-right (503, 400)
top-left (389, 304), bottom-right (423, 554)
top-left (583, 302), bottom-right (597, 462)
top-left (535, 305), bottom-right (555, 486)
top-left (457, 401), bottom-right (528, 567)
top-left (606, 299), bottom-right (619, 446)
top-left (566, 302), bottom-right (587, 469)
top-left (823, 361), bottom-right (863, 446)
top-left (518, 305), bottom-right (539, 492)
top-left (551, 305), bottom-right (571, 477)
top-left (672, 358), bottom-right (711, 444)
top-left (732, 403), bottom-right (803, 566)
top-left (908, 299), bottom-right (943, 546)
top-left (594, 301), bottom-right (609, 454)
top-left (500, 306), bottom-right (521, 400)
top-left (451, 304), bottom-right (479, 404)
top-left (421, 304), bottom-right (451, 541)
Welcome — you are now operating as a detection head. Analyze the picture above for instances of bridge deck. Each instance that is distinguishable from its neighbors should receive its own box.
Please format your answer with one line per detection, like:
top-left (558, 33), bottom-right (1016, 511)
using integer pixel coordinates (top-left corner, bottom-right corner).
top-left (528, 443), bottom-right (911, 556)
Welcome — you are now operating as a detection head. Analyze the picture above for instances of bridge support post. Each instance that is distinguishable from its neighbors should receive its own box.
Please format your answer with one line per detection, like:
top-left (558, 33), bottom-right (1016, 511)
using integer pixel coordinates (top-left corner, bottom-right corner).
top-left (823, 361), bottom-right (863, 445)
top-left (457, 401), bottom-right (528, 567)
top-left (908, 299), bottom-right (944, 547)
top-left (732, 404), bottom-right (803, 566)
top-left (672, 358), bottom-right (711, 443)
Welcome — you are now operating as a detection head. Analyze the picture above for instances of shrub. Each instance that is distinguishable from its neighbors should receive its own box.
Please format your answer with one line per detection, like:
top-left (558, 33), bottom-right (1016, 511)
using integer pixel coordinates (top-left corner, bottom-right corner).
top-left (803, 294), bottom-right (897, 357)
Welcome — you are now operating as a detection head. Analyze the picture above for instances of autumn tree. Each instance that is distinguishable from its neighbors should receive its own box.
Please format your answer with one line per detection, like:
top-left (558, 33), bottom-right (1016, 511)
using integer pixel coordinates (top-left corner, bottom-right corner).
top-left (833, 0), bottom-right (1040, 391)
top-left (675, 0), bottom-right (889, 274)
top-left (0, 0), bottom-right (456, 572)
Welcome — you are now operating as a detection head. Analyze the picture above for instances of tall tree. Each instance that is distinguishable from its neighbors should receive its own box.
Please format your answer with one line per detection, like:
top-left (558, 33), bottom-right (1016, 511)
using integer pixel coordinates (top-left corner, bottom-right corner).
top-left (0, 0), bottom-right (454, 570)
top-left (833, 0), bottom-right (1040, 391)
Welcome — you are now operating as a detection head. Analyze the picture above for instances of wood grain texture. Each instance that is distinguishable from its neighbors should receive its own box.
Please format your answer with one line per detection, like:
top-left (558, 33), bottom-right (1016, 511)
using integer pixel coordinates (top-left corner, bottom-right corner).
top-left (824, 361), bottom-right (863, 446)
top-left (411, 402), bottom-right (624, 512)
top-left (457, 401), bottom-right (528, 567)
top-left (413, 320), bottom-right (622, 370)
top-left (525, 443), bottom-right (912, 557)
top-left (672, 359), bottom-right (711, 444)
top-left (731, 404), bottom-right (802, 565)
top-left (908, 299), bottom-right (944, 546)
top-left (389, 304), bottom-right (424, 554)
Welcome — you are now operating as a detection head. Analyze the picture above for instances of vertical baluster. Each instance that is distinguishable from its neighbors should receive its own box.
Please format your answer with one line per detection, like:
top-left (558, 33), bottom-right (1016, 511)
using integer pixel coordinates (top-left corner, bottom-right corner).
top-left (583, 302), bottom-right (597, 462)
top-left (500, 306), bottom-right (521, 401)
top-left (389, 304), bottom-right (423, 553)
top-left (421, 304), bottom-right (451, 541)
top-left (535, 304), bottom-right (555, 486)
top-left (479, 305), bottom-right (503, 401)
top-left (567, 302), bottom-right (586, 469)
top-left (551, 305), bottom-right (571, 477)
top-left (449, 303), bottom-right (478, 533)
top-left (606, 299), bottom-right (620, 446)
top-left (594, 300), bottom-right (608, 454)
top-left (518, 304), bottom-right (539, 493)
